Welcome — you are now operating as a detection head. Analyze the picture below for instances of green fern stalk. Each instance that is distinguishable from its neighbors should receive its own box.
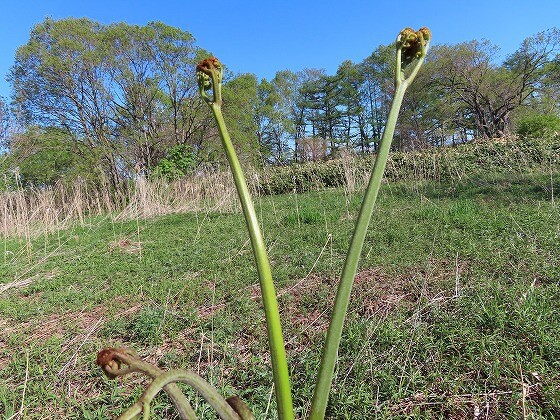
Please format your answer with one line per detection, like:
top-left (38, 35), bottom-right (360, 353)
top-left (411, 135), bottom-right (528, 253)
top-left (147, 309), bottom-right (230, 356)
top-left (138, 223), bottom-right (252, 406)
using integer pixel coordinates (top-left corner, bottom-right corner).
top-left (196, 58), bottom-right (294, 420)
top-left (309, 27), bottom-right (431, 419)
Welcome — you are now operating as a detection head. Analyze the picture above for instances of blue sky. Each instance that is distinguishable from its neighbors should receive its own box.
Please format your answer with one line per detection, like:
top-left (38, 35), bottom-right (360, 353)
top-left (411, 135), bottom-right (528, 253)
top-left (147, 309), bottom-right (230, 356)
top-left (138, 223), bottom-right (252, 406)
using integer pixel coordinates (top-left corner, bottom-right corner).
top-left (1, 0), bottom-right (559, 98)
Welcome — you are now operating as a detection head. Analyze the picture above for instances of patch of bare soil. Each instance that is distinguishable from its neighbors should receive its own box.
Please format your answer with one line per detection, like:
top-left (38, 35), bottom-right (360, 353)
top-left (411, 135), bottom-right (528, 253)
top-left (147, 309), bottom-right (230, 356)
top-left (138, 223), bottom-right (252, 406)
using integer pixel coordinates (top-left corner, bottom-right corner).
top-left (387, 382), bottom-right (545, 420)
top-left (107, 237), bottom-right (142, 254)
top-left (0, 297), bottom-right (142, 372)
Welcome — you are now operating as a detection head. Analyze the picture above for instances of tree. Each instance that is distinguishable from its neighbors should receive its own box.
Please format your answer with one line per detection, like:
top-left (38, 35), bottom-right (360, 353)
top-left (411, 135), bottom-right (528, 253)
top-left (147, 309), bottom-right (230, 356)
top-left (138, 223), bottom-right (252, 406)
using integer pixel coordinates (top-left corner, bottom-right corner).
top-left (221, 73), bottom-right (260, 165)
top-left (0, 97), bottom-right (13, 190)
top-left (272, 69), bottom-right (310, 162)
top-left (6, 126), bottom-right (91, 187)
top-left (9, 18), bottom-right (207, 185)
top-left (255, 76), bottom-right (300, 164)
top-left (430, 28), bottom-right (560, 139)
top-left (254, 69), bottom-right (313, 163)
top-left (255, 79), bottom-right (282, 163)
top-left (105, 22), bottom-right (207, 174)
top-left (0, 97), bottom-right (11, 150)
top-left (336, 60), bottom-right (368, 151)
top-left (359, 45), bottom-right (394, 150)
top-left (299, 72), bottom-right (343, 153)
top-left (10, 18), bottom-right (122, 186)
top-left (395, 54), bottom-right (461, 149)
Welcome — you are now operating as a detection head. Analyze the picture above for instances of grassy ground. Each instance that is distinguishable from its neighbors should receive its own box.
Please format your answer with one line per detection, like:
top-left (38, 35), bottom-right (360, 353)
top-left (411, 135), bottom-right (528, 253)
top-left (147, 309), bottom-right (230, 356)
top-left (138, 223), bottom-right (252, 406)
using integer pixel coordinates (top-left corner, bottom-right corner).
top-left (1, 170), bottom-right (559, 418)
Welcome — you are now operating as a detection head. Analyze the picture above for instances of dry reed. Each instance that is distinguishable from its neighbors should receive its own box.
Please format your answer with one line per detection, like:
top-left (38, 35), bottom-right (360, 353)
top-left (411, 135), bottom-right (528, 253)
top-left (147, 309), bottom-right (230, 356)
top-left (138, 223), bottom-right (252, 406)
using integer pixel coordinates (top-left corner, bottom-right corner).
top-left (0, 170), bottom-right (240, 239)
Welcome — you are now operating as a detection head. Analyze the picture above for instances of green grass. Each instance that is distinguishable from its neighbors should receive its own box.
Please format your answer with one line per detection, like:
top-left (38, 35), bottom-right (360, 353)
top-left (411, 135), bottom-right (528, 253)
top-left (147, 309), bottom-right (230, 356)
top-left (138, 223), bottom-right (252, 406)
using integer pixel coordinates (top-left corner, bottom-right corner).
top-left (1, 170), bottom-right (559, 418)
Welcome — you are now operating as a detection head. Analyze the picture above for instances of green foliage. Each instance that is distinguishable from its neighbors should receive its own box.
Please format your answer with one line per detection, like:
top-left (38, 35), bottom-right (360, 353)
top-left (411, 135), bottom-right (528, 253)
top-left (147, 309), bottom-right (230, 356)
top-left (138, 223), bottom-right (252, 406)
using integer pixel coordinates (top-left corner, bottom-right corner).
top-left (0, 156), bottom-right (15, 191)
top-left (259, 160), bottom-right (345, 195)
top-left (2, 126), bottom-right (98, 188)
top-left (258, 136), bottom-right (560, 195)
top-left (130, 307), bottom-right (184, 345)
top-left (9, 17), bottom-right (208, 184)
top-left (282, 208), bottom-right (323, 226)
top-left (426, 29), bottom-right (560, 141)
top-left (8, 20), bottom-right (560, 183)
top-left (151, 144), bottom-right (197, 180)
top-left (517, 114), bottom-right (560, 138)
top-left (221, 73), bottom-right (260, 164)
top-left (255, 78), bottom-right (294, 163)
top-left (0, 96), bottom-right (10, 147)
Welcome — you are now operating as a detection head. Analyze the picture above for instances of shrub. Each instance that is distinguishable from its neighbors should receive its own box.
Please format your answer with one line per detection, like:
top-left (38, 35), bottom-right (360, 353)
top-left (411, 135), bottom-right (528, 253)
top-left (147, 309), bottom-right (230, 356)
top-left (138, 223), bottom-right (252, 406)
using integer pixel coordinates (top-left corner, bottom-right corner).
top-left (257, 136), bottom-right (560, 195)
top-left (516, 114), bottom-right (560, 139)
top-left (151, 144), bottom-right (198, 180)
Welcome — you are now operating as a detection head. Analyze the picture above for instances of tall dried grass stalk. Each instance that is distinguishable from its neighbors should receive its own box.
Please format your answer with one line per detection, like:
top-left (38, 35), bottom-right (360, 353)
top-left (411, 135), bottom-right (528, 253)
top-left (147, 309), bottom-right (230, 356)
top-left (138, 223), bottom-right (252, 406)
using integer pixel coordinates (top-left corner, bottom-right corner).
top-left (116, 171), bottom-right (239, 220)
top-left (0, 170), bottom-right (240, 239)
top-left (339, 148), bottom-right (359, 194)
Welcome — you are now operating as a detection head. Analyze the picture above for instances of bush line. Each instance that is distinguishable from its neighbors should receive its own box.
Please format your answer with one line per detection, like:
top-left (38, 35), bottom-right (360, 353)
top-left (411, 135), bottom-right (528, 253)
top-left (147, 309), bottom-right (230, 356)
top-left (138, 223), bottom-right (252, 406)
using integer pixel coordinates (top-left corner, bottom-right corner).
top-left (256, 136), bottom-right (560, 195)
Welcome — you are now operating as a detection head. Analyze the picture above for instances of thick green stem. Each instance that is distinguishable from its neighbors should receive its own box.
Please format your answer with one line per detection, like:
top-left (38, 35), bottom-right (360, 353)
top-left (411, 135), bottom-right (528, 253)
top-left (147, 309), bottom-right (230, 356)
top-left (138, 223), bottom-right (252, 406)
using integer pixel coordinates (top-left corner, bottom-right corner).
top-left (210, 103), bottom-right (294, 420)
top-left (308, 26), bottom-right (430, 418)
top-left (308, 82), bottom-right (407, 419)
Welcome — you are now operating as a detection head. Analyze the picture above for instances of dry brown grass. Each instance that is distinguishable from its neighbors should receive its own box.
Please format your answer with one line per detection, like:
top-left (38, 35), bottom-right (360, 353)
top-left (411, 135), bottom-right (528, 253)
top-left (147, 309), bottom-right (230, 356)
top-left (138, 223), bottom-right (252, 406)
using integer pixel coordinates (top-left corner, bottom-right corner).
top-left (116, 171), bottom-right (241, 221)
top-left (0, 170), bottom-right (243, 239)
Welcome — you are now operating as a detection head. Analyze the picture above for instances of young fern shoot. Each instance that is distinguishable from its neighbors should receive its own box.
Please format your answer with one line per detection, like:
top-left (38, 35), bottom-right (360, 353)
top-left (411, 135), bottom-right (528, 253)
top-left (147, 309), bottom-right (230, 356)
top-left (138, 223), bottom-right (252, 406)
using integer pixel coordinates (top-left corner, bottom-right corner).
top-left (308, 27), bottom-right (431, 419)
top-left (196, 58), bottom-right (295, 420)
top-left (96, 347), bottom-right (253, 419)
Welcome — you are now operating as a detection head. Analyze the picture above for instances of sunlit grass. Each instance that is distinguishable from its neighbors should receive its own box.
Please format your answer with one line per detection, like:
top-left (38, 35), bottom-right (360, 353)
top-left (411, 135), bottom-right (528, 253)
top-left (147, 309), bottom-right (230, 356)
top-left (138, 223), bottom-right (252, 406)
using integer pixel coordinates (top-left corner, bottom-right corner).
top-left (0, 171), bottom-right (559, 418)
